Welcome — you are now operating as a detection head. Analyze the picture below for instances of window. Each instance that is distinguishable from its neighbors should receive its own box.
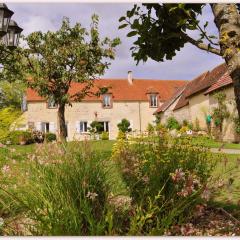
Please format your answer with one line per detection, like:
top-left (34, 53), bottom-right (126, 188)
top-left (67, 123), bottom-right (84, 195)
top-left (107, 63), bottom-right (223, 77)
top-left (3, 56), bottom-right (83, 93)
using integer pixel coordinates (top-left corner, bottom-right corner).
top-left (80, 121), bottom-right (88, 133)
top-left (47, 97), bottom-right (57, 109)
top-left (149, 94), bottom-right (158, 108)
top-left (102, 95), bottom-right (112, 108)
top-left (98, 121), bottom-right (109, 132)
top-left (41, 122), bottom-right (50, 133)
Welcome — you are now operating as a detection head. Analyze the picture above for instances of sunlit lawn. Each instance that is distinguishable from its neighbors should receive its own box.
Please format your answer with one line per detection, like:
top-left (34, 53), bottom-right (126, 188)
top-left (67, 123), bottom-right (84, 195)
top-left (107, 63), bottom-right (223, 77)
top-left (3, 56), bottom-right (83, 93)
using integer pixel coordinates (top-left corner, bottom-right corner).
top-left (191, 136), bottom-right (240, 150)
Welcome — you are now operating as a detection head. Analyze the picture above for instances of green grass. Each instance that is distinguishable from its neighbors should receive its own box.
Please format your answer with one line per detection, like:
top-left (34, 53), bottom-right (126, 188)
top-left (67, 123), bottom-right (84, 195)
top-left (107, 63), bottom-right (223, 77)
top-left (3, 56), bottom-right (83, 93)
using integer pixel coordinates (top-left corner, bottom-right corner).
top-left (0, 140), bottom-right (239, 230)
top-left (191, 136), bottom-right (240, 150)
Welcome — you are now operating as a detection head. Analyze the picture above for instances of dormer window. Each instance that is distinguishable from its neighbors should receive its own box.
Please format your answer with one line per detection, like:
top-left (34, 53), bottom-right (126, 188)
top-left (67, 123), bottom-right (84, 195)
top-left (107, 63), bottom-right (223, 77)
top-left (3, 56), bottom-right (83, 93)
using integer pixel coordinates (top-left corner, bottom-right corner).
top-left (102, 94), bottom-right (112, 108)
top-left (47, 97), bottom-right (57, 109)
top-left (149, 94), bottom-right (158, 108)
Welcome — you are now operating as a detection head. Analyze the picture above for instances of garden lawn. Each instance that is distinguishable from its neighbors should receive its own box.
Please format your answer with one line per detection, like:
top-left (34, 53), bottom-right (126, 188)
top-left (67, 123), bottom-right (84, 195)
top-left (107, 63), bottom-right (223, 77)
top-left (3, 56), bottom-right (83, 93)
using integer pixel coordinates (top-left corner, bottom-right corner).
top-left (191, 136), bottom-right (240, 150)
top-left (210, 153), bottom-right (240, 219)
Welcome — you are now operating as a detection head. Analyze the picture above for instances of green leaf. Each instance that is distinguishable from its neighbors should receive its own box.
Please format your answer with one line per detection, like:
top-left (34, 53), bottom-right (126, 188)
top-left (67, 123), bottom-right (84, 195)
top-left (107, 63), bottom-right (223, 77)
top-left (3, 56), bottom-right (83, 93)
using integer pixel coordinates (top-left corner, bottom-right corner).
top-left (119, 16), bottom-right (126, 22)
top-left (119, 24), bottom-right (128, 29)
top-left (127, 31), bottom-right (138, 37)
top-left (204, 21), bottom-right (208, 29)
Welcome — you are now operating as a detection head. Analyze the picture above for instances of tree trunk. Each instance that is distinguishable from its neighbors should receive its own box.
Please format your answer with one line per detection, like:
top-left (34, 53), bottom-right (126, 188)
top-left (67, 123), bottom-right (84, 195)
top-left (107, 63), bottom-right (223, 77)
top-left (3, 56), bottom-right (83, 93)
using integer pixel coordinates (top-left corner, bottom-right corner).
top-left (58, 103), bottom-right (67, 142)
top-left (211, 4), bottom-right (240, 118)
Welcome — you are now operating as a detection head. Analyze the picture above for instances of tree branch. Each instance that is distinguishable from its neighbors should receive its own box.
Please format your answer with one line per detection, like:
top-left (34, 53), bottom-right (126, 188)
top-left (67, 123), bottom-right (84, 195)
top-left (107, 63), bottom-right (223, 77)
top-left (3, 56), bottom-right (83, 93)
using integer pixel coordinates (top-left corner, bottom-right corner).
top-left (181, 32), bottom-right (221, 56)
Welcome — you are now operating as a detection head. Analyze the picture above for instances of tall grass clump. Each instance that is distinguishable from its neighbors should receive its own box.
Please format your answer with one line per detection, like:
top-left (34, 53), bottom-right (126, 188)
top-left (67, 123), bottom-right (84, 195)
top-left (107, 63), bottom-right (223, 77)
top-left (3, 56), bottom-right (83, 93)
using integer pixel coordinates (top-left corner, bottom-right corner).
top-left (2, 141), bottom-right (116, 235)
top-left (111, 130), bottom-right (217, 235)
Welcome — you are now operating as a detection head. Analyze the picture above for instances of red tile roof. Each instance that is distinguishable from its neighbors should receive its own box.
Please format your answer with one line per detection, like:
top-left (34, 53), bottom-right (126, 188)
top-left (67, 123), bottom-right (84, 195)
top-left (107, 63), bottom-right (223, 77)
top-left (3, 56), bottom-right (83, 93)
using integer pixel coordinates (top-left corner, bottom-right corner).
top-left (26, 79), bottom-right (187, 102)
top-left (185, 63), bottom-right (227, 98)
top-left (173, 63), bottom-right (229, 111)
top-left (204, 71), bottom-right (232, 95)
top-left (173, 71), bottom-right (208, 111)
top-left (154, 85), bottom-right (187, 114)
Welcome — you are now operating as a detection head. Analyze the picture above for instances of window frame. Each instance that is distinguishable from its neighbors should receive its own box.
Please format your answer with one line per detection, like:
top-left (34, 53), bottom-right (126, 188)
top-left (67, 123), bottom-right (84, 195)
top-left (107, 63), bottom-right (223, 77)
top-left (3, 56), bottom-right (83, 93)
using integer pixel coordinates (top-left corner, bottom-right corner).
top-left (149, 94), bottom-right (159, 108)
top-left (79, 121), bottom-right (88, 133)
top-left (102, 94), bottom-right (112, 109)
top-left (47, 97), bottom-right (57, 109)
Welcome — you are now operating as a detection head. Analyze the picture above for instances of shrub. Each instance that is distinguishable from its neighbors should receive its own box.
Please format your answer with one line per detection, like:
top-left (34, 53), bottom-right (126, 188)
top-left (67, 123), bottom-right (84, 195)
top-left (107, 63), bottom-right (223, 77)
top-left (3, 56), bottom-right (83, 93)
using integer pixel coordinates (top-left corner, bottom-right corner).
top-left (117, 119), bottom-right (132, 133)
top-left (111, 132), bottom-right (216, 235)
top-left (45, 132), bottom-right (57, 142)
top-left (182, 119), bottom-right (193, 130)
top-left (32, 130), bottom-right (44, 143)
top-left (193, 118), bottom-right (200, 131)
top-left (166, 117), bottom-right (181, 130)
top-left (179, 126), bottom-right (189, 134)
top-left (146, 123), bottom-right (155, 134)
top-left (117, 130), bottom-right (126, 140)
top-left (101, 131), bottom-right (109, 140)
top-left (0, 107), bottom-right (22, 142)
top-left (3, 130), bottom-right (34, 145)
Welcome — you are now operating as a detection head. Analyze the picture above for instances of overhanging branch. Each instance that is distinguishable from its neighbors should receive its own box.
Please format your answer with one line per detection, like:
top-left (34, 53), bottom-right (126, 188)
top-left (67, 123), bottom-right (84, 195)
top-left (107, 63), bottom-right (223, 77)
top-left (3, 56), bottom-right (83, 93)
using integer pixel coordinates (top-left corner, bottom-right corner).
top-left (181, 32), bottom-right (221, 56)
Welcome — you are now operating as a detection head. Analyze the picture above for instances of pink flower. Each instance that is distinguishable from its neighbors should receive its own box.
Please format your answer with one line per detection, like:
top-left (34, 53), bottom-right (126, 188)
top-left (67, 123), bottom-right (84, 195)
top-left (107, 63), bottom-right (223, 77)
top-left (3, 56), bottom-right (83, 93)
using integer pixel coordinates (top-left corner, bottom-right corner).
top-left (1, 165), bottom-right (10, 174)
top-left (171, 168), bottom-right (185, 183)
top-left (201, 188), bottom-right (210, 201)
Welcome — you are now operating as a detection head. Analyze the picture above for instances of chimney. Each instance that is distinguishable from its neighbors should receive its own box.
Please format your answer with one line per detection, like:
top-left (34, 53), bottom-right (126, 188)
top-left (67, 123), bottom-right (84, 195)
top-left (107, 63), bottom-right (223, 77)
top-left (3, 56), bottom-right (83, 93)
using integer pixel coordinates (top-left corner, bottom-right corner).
top-left (128, 71), bottom-right (133, 85)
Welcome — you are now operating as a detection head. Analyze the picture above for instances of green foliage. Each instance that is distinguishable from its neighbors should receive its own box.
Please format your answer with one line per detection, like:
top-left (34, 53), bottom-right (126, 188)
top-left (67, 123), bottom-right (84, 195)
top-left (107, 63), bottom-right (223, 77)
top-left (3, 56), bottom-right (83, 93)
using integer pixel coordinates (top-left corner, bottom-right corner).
top-left (101, 131), bottom-right (109, 140)
top-left (0, 107), bottom-right (22, 142)
top-left (194, 118), bottom-right (201, 131)
top-left (22, 16), bottom-right (120, 139)
top-left (111, 133), bottom-right (216, 234)
top-left (117, 119), bottom-right (132, 133)
top-left (3, 130), bottom-right (33, 145)
top-left (117, 130), bottom-right (126, 140)
top-left (118, 4), bottom-right (221, 64)
top-left (0, 80), bottom-right (26, 109)
top-left (166, 116), bottom-right (181, 130)
top-left (88, 121), bottom-right (103, 134)
top-left (45, 133), bottom-right (57, 142)
top-left (154, 113), bottom-right (161, 124)
top-left (2, 142), bottom-right (114, 235)
top-left (146, 123), bottom-right (155, 134)
top-left (212, 92), bottom-right (230, 132)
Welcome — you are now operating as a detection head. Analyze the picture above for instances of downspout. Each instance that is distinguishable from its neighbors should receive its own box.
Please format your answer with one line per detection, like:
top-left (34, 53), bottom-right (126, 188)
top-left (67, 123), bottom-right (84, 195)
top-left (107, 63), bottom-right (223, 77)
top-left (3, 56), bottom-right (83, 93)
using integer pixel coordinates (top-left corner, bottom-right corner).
top-left (138, 101), bottom-right (142, 132)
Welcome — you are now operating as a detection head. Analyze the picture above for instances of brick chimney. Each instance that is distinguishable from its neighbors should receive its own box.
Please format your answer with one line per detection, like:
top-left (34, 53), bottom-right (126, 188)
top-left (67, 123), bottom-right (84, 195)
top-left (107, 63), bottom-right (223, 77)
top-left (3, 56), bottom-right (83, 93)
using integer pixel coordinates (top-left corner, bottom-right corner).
top-left (128, 71), bottom-right (133, 85)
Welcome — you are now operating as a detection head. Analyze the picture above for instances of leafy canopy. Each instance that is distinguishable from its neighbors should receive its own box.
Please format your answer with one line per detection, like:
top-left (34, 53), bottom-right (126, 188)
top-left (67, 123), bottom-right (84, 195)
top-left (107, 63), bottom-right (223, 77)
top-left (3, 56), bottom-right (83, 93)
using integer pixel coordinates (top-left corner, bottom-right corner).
top-left (119, 4), bottom-right (220, 63)
top-left (24, 15), bottom-right (121, 105)
top-left (117, 118), bottom-right (132, 133)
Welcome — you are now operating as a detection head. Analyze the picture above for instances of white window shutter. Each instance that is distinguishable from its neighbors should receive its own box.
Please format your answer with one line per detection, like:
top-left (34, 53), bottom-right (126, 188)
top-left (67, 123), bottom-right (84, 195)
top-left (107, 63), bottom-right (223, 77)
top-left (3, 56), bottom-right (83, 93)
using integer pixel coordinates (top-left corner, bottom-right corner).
top-left (36, 122), bottom-right (41, 131)
top-left (49, 122), bottom-right (55, 133)
top-left (76, 121), bottom-right (80, 133)
top-left (130, 120), bottom-right (133, 130)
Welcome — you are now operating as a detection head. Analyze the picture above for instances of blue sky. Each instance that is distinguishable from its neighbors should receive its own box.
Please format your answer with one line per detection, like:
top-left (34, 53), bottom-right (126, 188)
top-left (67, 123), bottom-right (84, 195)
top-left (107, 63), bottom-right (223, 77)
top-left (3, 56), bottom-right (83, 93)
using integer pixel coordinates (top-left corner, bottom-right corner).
top-left (8, 2), bottom-right (223, 81)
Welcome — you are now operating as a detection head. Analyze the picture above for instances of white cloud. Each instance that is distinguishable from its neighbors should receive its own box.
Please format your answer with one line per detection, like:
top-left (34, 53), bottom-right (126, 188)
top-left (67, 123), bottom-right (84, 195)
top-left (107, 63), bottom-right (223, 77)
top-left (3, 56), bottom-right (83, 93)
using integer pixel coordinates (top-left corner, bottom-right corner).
top-left (6, 3), bottom-right (223, 80)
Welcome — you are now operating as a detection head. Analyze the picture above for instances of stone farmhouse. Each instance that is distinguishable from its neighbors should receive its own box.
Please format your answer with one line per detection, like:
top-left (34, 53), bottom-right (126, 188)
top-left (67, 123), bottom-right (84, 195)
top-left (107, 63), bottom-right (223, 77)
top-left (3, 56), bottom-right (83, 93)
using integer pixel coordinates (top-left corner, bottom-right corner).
top-left (22, 71), bottom-right (186, 140)
top-left (155, 63), bottom-right (238, 142)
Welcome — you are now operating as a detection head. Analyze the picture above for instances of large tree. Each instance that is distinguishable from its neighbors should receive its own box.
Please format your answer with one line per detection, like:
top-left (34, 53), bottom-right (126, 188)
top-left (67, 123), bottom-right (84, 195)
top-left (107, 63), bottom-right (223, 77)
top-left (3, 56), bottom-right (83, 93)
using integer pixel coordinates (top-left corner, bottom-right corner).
top-left (23, 15), bottom-right (120, 141)
top-left (119, 4), bottom-right (240, 117)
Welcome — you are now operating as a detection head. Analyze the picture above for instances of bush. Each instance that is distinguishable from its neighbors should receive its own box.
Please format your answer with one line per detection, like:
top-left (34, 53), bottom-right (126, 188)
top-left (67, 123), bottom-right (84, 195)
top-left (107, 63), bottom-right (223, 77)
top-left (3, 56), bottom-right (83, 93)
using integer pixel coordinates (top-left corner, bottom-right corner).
top-left (101, 131), bottom-right (109, 140)
top-left (117, 130), bottom-right (126, 140)
top-left (32, 130), bottom-right (45, 143)
top-left (166, 117), bottom-right (181, 130)
top-left (45, 132), bottom-right (57, 142)
top-left (111, 132), bottom-right (216, 235)
top-left (117, 119), bottom-right (132, 133)
top-left (3, 130), bottom-right (34, 145)
top-left (146, 123), bottom-right (155, 134)
top-left (0, 107), bottom-right (22, 142)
